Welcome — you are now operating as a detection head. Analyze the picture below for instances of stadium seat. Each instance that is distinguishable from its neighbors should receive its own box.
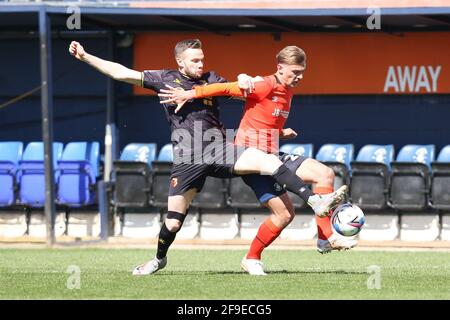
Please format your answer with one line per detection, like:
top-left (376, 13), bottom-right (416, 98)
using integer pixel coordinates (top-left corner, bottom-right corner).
top-left (18, 142), bottom-right (63, 207)
top-left (118, 143), bottom-right (157, 166)
top-left (0, 142), bottom-right (23, 207)
top-left (28, 211), bottom-right (66, 237)
top-left (280, 143), bottom-right (313, 158)
top-left (278, 213), bottom-right (317, 240)
top-left (316, 144), bottom-right (354, 190)
top-left (199, 210), bottom-right (239, 240)
top-left (389, 144), bottom-right (435, 210)
top-left (57, 142), bottom-right (100, 207)
top-left (280, 143), bottom-right (314, 209)
top-left (228, 176), bottom-right (262, 209)
top-left (430, 145), bottom-right (450, 210)
top-left (157, 143), bottom-right (174, 162)
top-left (399, 213), bottom-right (440, 241)
top-left (440, 214), bottom-right (450, 241)
top-left (358, 214), bottom-right (400, 241)
top-left (121, 210), bottom-right (161, 239)
top-left (151, 143), bottom-right (173, 207)
top-left (0, 211), bottom-right (28, 238)
top-left (230, 145), bottom-right (315, 210)
top-left (350, 144), bottom-right (394, 210)
top-left (191, 177), bottom-right (228, 209)
top-left (162, 211), bottom-right (199, 239)
top-left (240, 210), bottom-right (317, 241)
top-left (112, 143), bottom-right (156, 208)
top-left (67, 212), bottom-right (101, 238)
top-left (239, 210), bottom-right (267, 240)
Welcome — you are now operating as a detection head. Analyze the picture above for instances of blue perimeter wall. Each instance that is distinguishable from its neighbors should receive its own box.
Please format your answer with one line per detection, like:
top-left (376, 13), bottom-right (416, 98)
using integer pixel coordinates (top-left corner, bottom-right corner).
top-left (1, 37), bottom-right (449, 158)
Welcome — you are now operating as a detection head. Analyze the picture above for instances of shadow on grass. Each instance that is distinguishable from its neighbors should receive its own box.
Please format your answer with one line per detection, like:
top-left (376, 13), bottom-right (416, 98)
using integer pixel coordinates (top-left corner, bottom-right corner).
top-left (152, 269), bottom-right (366, 276)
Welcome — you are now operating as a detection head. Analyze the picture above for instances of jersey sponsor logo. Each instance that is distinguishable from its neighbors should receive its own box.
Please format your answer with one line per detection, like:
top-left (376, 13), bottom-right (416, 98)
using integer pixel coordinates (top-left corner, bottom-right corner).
top-left (272, 108), bottom-right (290, 118)
top-left (280, 110), bottom-right (289, 118)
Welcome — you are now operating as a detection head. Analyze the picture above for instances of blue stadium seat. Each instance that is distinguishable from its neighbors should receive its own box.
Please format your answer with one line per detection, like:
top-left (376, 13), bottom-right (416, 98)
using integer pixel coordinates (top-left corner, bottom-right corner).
top-left (151, 143), bottom-right (173, 207)
top-left (430, 145), bottom-right (450, 210)
top-left (355, 144), bottom-right (394, 167)
top-left (350, 145), bottom-right (394, 210)
top-left (119, 143), bottom-right (157, 168)
top-left (112, 143), bottom-right (157, 208)
top-left (18, 142), bottom-right (64, 207)
top-left (389, 144), bottom-right (435, 210)
top-left (57, 142), bottom-right (100, 207)
top-left (280, 143), bottom-right (314, 158)
top-left (279, 144), bottom-right (314, 209)
top-left (157, 143), bottom-right (173, 162)
top-left (0, 142), bottom-right (23, 207)
top-left (395, 144), bottom-right (435, 168)
top-left (436, 145), bottom-right (450, 162)
top-left (316, 144), bottom-right (354, 190)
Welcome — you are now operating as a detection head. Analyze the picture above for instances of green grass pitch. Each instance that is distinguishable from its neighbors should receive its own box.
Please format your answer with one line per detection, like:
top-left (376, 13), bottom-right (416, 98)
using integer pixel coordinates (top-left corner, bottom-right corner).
top-left (0, 248), bottom-right (449, 299)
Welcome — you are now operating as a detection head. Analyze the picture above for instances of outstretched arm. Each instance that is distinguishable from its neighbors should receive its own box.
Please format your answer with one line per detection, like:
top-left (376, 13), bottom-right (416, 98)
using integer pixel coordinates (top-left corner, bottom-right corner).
top-left (69, 41), bottom-right (141, 86)
top-left (159, 77), bottom-right (270, 113)
top-left (157, 82), bottom-right (243, 113)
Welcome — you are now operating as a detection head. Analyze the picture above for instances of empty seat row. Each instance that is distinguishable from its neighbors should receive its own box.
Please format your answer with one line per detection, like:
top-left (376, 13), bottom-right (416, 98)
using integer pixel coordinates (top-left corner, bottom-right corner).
top-left (111, 142), bottom-right (450, 212)
top-left (330, 144), bottom-right (449, 211)
top-left (0, 141), bottom-right (100, 208)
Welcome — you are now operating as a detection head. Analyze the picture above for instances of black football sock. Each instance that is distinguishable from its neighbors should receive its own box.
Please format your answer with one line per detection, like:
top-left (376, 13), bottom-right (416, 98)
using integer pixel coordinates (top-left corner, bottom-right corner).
top-left (271, 164), bottom-right (314, 202)
top-left (156, 222), bottom-right (178, 260)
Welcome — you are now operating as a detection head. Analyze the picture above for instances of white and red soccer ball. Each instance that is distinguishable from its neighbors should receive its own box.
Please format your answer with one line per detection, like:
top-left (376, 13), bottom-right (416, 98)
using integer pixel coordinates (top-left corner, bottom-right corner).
top-left (331, 203), bottom-right (365, 237)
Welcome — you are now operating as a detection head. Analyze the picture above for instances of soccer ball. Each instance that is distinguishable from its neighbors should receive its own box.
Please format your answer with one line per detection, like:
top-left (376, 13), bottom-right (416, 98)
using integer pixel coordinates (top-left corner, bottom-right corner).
top-left (331, 203), bottom-right (365, 237)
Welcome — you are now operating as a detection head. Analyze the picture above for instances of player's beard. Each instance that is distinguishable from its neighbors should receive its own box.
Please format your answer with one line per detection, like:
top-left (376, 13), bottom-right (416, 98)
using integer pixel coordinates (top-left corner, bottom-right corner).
top-left (184, 65), bottom-right (203, 79)
top-left (188, 69), bottom-right (203, 79)
top-left (179, 66), bottom-right (202, 79)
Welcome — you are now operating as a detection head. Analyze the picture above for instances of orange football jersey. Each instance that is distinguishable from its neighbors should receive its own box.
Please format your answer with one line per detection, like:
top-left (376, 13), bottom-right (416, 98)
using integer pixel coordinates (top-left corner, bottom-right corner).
top-left (195, 75), bottom-right (293, 153)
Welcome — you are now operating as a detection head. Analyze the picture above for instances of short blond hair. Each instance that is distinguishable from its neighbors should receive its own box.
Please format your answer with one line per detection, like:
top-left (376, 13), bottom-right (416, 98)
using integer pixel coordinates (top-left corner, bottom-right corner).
top-left (276, 46), bottom-right (306, 66)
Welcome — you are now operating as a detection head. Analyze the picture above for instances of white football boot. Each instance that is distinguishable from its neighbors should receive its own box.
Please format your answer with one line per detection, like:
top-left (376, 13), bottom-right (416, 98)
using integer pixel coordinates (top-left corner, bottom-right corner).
top-left (241, 257), bottom-right (267, 276)
top-left (132, 256), bottom-right (167, 276)
top-left (317, 233), bottom-right (358, 254)
top-left (308, 185), bottom-right (348, 218)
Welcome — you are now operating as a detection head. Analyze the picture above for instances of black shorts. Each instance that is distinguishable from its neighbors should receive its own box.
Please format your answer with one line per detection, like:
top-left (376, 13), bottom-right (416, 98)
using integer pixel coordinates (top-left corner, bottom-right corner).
top-left (168, 145), bottom-right (307, 198)
top-left (168, 142), bottom-right (244, 196)
top-left (168, 162), bottom-right (235, 196)
top-left (241, 152), bottom-right (308, 203)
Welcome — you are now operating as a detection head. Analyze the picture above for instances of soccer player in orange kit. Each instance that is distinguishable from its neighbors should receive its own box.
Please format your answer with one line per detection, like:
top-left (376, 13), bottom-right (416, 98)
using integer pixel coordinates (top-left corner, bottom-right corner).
top-left (159, 46), bottom-right (357, 275)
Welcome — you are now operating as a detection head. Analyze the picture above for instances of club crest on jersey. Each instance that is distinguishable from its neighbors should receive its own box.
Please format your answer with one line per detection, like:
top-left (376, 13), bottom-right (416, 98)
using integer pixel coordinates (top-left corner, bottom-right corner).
top-left (171, 178), bottom-right (178, 188)
top-left (173, 78), bottom-right (181, 84)
top-left (271, 96), bottom-right (279, 102)
top-left (274, 183), bottom-right (283, 192)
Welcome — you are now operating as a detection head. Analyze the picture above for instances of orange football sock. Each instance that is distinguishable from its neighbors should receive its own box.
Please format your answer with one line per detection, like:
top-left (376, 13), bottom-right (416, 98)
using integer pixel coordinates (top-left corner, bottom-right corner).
top-left (246, 218), bottom-right (282, 260)
top-left (314, 185), bottom-right (334, 240)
